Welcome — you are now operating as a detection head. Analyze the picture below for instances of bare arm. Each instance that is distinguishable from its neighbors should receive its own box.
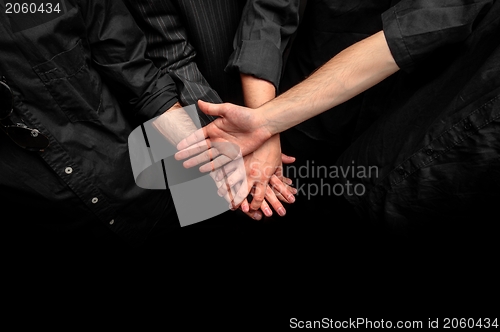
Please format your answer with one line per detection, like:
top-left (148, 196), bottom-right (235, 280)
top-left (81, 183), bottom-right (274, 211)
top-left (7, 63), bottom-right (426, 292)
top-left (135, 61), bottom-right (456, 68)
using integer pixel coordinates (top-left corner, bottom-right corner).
top-left (176, 31), bottom-right (399, 168)
top-left (238, 74), bottom-right (296, 214)
top-left (152, 102), bottom-right (198, 146)
top-left (261, 31), bottom-right (400, 135)
top-left (240, 73), bottom-right (276, 108)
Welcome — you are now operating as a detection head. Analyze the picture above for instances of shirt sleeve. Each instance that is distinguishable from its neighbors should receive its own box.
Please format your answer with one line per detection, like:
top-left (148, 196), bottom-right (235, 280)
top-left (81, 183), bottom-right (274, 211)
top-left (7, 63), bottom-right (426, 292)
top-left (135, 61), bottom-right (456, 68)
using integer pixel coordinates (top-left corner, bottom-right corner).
top-left (78, 0), bottom-right (179, 123)
top-left (124, 0), bottom-right (223, 109)
top-left (383, 0), bottom-right (495, 72)
top-left (225, 0), bottom-right (300, 89)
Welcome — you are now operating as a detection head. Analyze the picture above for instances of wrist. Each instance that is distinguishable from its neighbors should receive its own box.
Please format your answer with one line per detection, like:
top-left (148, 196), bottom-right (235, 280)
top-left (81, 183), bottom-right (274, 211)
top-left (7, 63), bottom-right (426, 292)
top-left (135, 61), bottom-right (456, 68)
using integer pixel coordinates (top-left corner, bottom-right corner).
top-left (256, 103), bottom-right (279, 138)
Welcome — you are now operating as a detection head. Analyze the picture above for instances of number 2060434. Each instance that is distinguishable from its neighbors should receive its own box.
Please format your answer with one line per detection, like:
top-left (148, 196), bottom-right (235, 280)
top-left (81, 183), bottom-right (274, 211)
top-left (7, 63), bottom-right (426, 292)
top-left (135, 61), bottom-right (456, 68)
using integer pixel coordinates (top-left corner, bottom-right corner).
top-left (5, 2), bottom-right (61, 14)
top-left (443, 318), bottom-right (498, 329)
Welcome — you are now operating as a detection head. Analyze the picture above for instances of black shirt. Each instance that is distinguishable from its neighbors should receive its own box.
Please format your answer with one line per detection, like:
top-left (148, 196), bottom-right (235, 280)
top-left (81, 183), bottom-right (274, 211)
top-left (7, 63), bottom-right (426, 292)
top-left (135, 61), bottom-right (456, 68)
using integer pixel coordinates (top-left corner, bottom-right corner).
top-left (0, 0), bottom-right (179, 245)
top-left (124, 0), bottom-right (246, 107)
top-left (227, 0), bottom-right (500, 226)
top-left (337, 0), bottom-right (500, 225)
top-left (225, 0), bottom-right (300, 90)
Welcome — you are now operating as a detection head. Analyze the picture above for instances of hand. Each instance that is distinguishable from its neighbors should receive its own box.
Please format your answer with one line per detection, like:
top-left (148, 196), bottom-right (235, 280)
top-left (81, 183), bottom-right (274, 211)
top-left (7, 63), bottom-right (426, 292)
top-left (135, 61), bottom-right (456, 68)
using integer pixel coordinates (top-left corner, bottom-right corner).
top-left (215, 135), bottom-right (296, 211)
top-left (175, 100), bottom-right (272, 170)
top-left (150, 103), bottom-right (252, 216)
top-left (241, 152), bottom-right (297, 219)
top-left (214, 152), bottom-right (297, 219)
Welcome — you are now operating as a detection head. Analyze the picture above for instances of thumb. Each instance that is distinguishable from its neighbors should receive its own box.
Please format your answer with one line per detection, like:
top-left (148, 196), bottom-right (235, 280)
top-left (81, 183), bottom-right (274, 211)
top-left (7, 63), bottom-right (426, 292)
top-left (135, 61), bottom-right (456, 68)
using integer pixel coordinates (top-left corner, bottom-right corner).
top-left (281, 153), bottom-right (296, 164)
top-left (198, 100), bottom-right (228, 117)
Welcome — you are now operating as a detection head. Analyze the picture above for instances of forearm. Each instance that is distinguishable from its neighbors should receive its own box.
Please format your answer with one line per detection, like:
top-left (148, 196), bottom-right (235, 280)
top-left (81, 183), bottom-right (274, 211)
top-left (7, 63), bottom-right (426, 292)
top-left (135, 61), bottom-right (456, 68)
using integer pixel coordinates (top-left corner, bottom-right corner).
top-left (240, 73), bottom-right (276, 108)
top-left (152, 102), bottom-right (198, 146)
top-left (260, 31), bottom-right (400, 135)
top-left (240, 73), bottom-right (281, 152)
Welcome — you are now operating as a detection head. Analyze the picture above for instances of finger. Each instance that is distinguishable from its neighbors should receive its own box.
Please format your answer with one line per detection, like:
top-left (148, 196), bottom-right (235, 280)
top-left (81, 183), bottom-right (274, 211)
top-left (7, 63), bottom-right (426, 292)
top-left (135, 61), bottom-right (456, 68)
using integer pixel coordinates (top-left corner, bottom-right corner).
top-left (211, 170), bottom-right (254, 215)
top-left (269, 174), bottom-right (295, 204)
top-left (259, 199), bottom-right (273, 218)
top-left (281, 176), bottom-right (293, 186)
top-left (199, 155), bottom-right (234, 173)
top-left (240, 198), bottom-right (250, 213)
top-left (241, 204), bottom-right (263, 221)
top-left (223, 179), bottom-right (240, 209)
top-left (274, 182), bottom-right (297, 199)
top-left (213, 141), bottom-right (241, 160)
top-left (184, 142), bottom-right (241, 169)
top-left (215, 153), bottom-right (246, 188)
top-left (182, 147), bottom-right (220, 169)
top-left (281, 153), bottom-right (296, 164)
top-left (175, 139), bottom-right (212, 161)
top-left (230, 180), bottom-right (251, 208)
top-left (274, 164), bottom-right (293, 184)
top-left (268, 180), bottom-right (289, 202)
top-left (249, 181), bottom-right (267, 211)
top-left (210, 170), bottom-right (236, 207)
top-left (215, 159), bottom-right (238, 181)
top-left (198, 100), bottom-right (231, 118)
top-left (220, 177), bottom-right (248, 210)
top-left (217, 169), bottom-right (244, 197)
top-left (264, 186), bottom-right (286, 217)
top-left (288, 185), bottom-right (298, 195)
top-left (211, 176), bottom-right (231, 204)
top-left (230, 188), bottom-right (249, 213)
top-left (176, 126), bottom-right (208, 151)
top-left (271, 183), bottom-right (286, 200)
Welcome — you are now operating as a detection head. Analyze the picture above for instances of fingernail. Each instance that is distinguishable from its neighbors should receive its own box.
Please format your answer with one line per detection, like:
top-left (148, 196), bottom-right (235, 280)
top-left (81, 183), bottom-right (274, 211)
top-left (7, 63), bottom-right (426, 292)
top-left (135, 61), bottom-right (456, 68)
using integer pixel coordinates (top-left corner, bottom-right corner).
top-left (253, 212), bottom-right (262, 220)
top-left (264, 208), bottom-right (272, 217)
top-left (242, 204), bottom-right (249, 213)
top-left (218, 190), bottom-right (223, 197)
top-left (278, 207), bottom-right (286, 216)
top-left (287, 195), bottom-right (295, 203)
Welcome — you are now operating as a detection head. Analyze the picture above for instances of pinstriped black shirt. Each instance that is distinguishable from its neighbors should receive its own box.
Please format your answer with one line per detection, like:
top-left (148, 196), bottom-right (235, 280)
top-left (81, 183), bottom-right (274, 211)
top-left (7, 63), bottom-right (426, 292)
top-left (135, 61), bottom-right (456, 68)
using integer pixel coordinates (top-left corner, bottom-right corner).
top-left (125, 0), bottom-right (247, 115)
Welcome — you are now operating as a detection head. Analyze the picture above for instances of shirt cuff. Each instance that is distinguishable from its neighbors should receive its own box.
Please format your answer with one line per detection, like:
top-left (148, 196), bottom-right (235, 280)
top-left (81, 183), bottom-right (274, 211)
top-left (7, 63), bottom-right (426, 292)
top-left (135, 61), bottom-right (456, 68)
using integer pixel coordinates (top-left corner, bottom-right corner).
top-left (137, 74), bottom-right (179, 121)
top-left (225, 39), bottom-right (283, 89)
top-left (382, 7), bottom-right (415, 72)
